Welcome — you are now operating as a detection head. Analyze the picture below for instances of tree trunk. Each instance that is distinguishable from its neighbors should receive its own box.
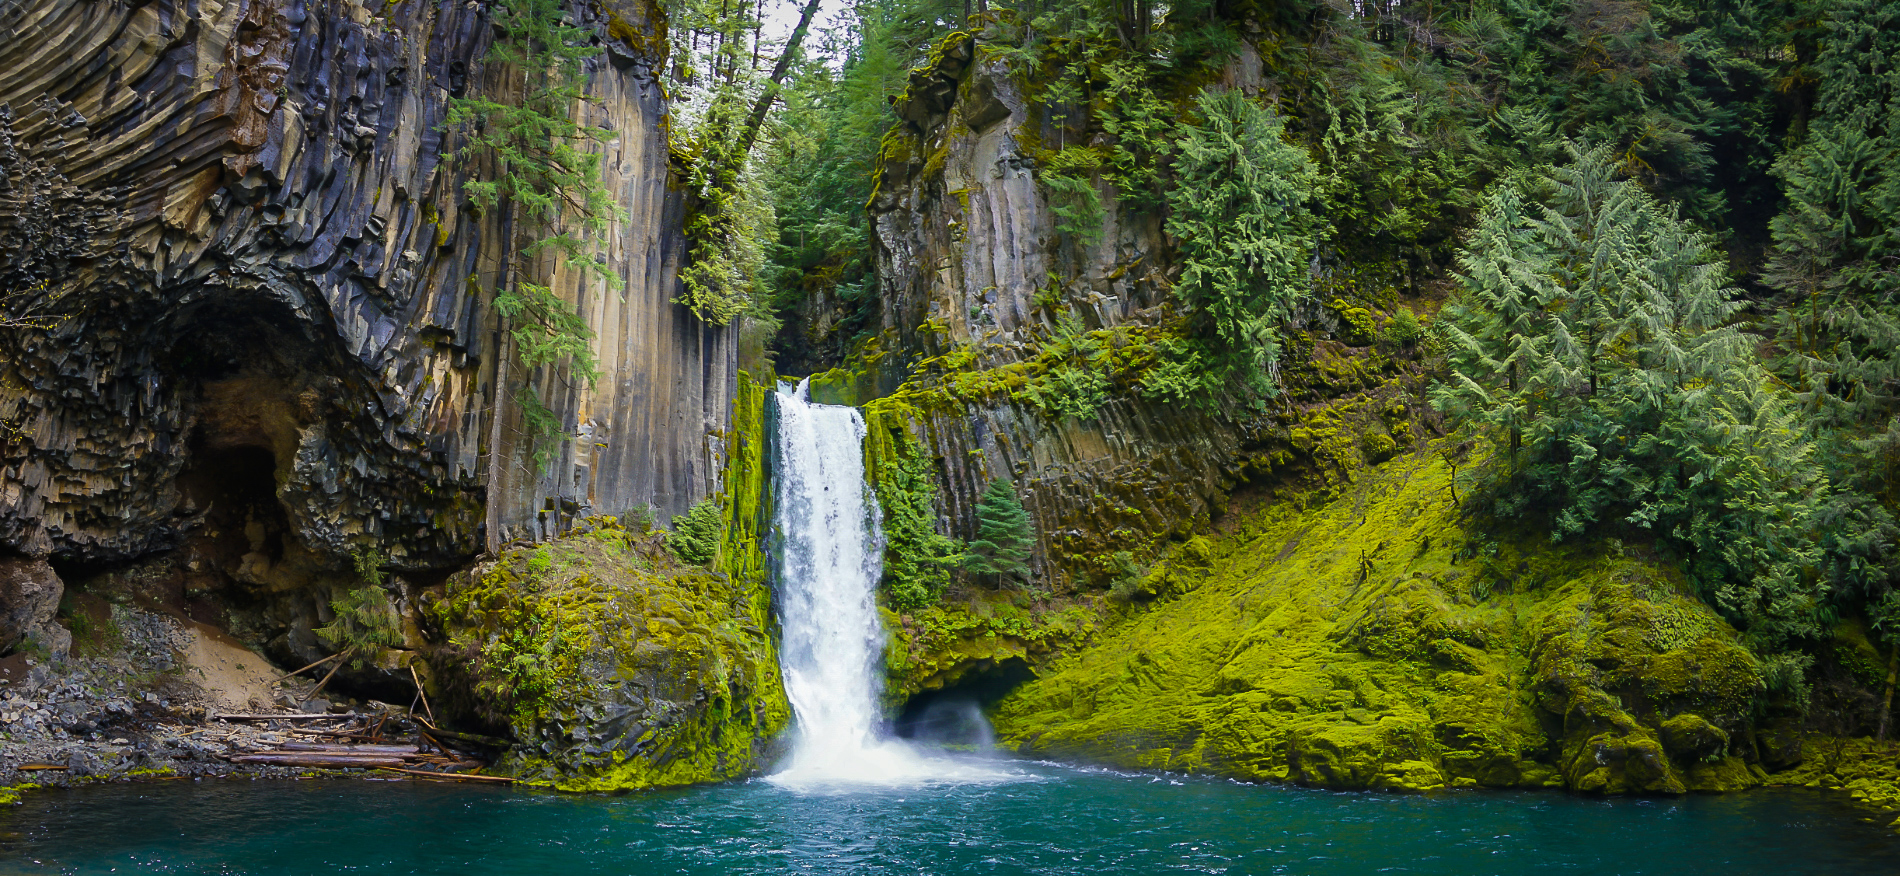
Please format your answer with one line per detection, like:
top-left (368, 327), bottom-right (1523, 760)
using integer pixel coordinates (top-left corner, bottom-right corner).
top-left (485, 329), bottom-right (512, 556)
top-left (1879, 641), bottom-right (1897, 742)
top-left (732, 0), bottom-right (827, 159)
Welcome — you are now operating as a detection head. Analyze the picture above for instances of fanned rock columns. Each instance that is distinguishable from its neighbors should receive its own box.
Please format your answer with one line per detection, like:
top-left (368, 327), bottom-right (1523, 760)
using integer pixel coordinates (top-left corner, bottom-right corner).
top-left (0, 0), bottom-right (730, 570)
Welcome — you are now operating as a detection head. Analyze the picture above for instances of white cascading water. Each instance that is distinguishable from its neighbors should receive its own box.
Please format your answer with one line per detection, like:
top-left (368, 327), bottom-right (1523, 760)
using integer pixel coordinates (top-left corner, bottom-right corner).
top-left (768, 380), bottom-right (1013, 789)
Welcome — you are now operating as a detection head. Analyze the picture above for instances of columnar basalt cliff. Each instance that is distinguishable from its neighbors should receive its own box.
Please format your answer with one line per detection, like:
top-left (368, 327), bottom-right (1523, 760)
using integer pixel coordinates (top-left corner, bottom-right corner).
top-left (0, 0), bottom-right (728, 577)
top-left (852, 36), bottom-right (1262, 583)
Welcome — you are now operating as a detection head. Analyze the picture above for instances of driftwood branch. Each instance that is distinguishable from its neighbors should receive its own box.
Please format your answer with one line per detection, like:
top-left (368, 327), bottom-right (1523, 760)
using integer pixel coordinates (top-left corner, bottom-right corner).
top-left (271, 652), bottom-right (343, 683)
top-left (214, 712), bottom-right (363, 721)
top-left (375, 765), bottom-right (514, 783)
top-left (301, 648), bottom-right (353, 700)
top-left (410, 663), bottom-right (436, 725)
top-left (229, 753), bottom-right (408, 768)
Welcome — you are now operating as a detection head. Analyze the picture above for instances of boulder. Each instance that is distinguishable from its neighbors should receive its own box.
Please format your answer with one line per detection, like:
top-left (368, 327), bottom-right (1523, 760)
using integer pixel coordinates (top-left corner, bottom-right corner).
top-left (1660, 713), bottom-right (1729, 761)
top-left (0, 555), bottom-right (69, 657)
top-left (427, 520), bottom-right (788, 791)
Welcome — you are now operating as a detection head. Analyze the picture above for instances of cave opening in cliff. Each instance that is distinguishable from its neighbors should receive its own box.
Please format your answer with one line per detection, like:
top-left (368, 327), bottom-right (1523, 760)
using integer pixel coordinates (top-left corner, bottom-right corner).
top-left (176, 442), bottom-right (289, 570)
top-left (891, 657), bottom-right (1034, 747)
top-left (165, 301), bottom-right (316, 585)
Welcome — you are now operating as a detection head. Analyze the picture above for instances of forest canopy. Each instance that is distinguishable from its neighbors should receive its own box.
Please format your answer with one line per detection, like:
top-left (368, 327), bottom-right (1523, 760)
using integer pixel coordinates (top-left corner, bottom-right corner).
top-left (651, 0), bottom-right (1898, 696)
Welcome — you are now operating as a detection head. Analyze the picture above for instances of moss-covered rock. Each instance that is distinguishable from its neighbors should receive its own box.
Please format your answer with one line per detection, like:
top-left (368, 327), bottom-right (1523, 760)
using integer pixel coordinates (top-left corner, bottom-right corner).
top-left (1327, 298), bottom-right (1377, 346)
top-left (884, 591), bottom-right (1098, 704)
top-left (1766, 736), bottom-right (1900, 832)
top-left (426, 519), bottom-right (788, 792)
top-left (991, 447), bottom-right (1767, 794)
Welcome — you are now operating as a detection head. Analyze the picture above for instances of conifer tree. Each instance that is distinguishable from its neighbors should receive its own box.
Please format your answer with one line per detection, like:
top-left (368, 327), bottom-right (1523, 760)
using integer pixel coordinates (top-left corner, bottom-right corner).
top-left (961, 479), bottom-right (1035, 586)
top-left (446, 0), bottom-right (625, 551)
top-left (1763, 0), bottom-right (1900, 658)
top-left (1433, 143), bottom-right (1829, 644)
top-left (1163, 87), bottom-right (1317, 403)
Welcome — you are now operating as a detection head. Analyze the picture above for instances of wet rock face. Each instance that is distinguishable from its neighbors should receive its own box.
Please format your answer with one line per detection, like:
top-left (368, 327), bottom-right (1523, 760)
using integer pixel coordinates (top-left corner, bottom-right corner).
top-left (868, 38), bottom-right (1175, 364)
top-left (860, 44), bottom-right (1248, 584)
top-left (427, 521), bottom-right (788, 790)
top-left (0, 0), bottom-right (731, 573)
top-left (0, 555), bottom-right (66, 655)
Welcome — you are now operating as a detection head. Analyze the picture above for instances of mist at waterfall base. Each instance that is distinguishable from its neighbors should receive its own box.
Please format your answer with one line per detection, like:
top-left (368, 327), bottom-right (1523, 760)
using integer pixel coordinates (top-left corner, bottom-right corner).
top-left (767, 382), bottom-right (1016, 789)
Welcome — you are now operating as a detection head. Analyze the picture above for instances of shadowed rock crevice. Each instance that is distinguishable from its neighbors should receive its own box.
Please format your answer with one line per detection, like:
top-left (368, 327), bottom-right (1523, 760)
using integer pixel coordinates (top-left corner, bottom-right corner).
top-left (893, 655), bottom-right (1031, 747)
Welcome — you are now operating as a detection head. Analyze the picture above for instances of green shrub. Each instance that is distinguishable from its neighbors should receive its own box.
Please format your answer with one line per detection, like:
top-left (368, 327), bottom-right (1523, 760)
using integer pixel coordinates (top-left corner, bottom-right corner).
top-left (876, 447), bottom-right (963, 610)
top-left (1030, 365), bottom-right (1111, 421)
top-left (1381, 307), bottom-right (1425, 349)
top-left (1106, 551), bottom-right (1147, 602)
top-left (1041, 146), bottom-right (1106, 246)
top-left (664, 497), bottom-right (725, 567)
top-left (618, 504), bottom-right (657, 534)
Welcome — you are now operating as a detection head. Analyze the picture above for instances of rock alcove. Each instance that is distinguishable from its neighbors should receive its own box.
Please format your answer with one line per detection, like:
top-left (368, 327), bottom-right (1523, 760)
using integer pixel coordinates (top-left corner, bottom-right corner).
top-left (892, 656), bottom-right (1034, 747)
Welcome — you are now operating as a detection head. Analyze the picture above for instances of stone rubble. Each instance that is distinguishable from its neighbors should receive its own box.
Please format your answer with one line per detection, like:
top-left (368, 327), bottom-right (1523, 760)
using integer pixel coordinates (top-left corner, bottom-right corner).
top-left (0, 603), bottom-right (433, 800)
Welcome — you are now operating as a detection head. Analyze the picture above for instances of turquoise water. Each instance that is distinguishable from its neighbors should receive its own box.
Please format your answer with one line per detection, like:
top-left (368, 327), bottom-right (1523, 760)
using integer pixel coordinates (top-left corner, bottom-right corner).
top-left (3, 762), bottom-right (1897, 875)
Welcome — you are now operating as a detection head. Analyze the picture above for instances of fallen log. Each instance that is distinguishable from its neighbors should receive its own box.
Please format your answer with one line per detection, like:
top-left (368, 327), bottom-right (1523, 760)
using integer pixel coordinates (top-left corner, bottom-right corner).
top-left (229, 753), bottom-right (406, 768)
top-left (278, 742), bottom-right (420, 755)
top-left (233, 750), bottom-right (406, 761)
top-left (18, 764), bottom-right (68, 771)
top-left (294, 729), bottom-right (385, 741)
top-left (375, 765), bottom-right (513, 783)
top-left (416, 724), bottom-right (512, 750)
top-left (215, 713), bottom-right (362, 722)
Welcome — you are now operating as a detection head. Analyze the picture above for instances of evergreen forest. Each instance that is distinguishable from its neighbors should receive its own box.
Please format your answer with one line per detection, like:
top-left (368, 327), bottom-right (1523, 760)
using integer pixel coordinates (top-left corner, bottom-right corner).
top-left (674, 0), bottom-right (1900, 717)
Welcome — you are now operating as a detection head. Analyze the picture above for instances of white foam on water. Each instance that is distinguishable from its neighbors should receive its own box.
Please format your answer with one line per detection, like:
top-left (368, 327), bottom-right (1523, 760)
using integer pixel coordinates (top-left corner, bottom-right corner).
top-left (767, 380), bottom-right (1023, 792)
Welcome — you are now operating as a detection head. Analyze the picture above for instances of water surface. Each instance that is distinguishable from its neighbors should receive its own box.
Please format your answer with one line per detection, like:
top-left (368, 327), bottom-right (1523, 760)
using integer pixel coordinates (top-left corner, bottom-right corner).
top-left (4, 763), bottom-right (1896, 875)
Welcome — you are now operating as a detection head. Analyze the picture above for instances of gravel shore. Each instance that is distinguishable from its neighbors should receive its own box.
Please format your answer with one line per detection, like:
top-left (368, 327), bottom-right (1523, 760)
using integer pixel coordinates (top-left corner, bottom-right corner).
top-left (1, 604), bottom-right (451, 803)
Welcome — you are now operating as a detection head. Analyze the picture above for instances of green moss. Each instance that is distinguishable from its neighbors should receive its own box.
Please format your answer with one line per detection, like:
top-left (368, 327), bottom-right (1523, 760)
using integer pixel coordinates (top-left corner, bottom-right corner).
top-left (602, 0), bottom-right (669, 65)
top-left (429, 375), bottom-right (788, 792)
top-left (1766, 737), bottom-right (1900, 831)
top-left (806, 363), bottom-right (882, 407)
top-left (1327, 299), bottom-right (1378, 348)
top-left (0, 783), bottom-right (39, 806)
top-left (885, 593), bottom-right (1099, 705)
top-left (920, 140), bottom-right (951, 183)
top-left (867, 128), bottom-right (920, 208)
top-left (991, 445), bottom-right (1767, 794)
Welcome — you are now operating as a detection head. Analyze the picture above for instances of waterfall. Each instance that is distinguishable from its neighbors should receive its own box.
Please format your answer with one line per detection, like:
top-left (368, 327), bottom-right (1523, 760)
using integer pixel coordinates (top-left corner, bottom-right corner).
top-left (768, 381), bottom-right (1015, 789)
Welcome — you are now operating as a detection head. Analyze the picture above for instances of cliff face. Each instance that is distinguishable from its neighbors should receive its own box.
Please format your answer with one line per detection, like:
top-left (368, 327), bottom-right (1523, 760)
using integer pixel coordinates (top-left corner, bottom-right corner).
top-left (0, 0), bottom-right (730, 581)
top-left (855, 36), bottom-right (1263, 581)
top-left (868, 36), bottom-right (1173, 366)
top-left (853, 33), bottom-right (1790, 797)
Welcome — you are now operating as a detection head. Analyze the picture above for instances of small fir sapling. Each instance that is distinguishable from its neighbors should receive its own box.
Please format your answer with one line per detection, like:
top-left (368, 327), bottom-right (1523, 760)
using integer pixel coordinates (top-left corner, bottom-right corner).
top-left (962, 479), bottom-right (1036, 586)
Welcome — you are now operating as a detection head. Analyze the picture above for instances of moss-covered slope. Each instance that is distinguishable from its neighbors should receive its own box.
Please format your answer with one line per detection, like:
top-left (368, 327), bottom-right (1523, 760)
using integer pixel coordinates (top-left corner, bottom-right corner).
top-left (993, 447), bottom-right (1768, 793)
top-left (426, 520), bottom-right (787, 791)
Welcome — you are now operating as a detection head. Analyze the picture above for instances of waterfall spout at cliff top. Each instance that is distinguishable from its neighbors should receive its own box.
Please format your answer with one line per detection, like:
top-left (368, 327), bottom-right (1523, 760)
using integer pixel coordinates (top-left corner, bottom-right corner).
top-left (768, 380), bottom-right (1017, 789)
